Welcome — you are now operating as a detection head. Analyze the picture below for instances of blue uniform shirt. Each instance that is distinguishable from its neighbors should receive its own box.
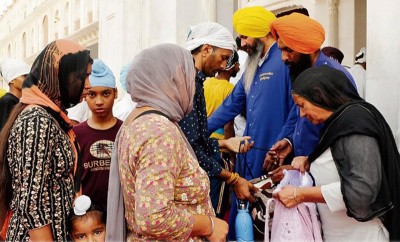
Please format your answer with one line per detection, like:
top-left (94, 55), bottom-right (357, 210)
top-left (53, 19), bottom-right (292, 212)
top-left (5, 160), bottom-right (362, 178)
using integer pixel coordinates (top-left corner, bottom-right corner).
top-left (281, 52), bottom-right (358, 156)
top-left (208, 43), bottom-right (294, 179)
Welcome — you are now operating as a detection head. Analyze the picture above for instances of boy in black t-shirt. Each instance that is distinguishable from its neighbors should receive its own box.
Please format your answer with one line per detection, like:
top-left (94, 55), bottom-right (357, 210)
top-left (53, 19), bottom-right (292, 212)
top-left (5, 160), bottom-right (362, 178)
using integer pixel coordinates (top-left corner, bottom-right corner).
top-left (73, 59), bottom-right (123, 209)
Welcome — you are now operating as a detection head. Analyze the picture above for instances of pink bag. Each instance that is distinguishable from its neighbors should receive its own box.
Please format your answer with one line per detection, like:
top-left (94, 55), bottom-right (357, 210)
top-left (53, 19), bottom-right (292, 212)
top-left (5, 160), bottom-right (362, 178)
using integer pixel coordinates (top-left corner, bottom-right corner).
top-left (264, 170), bottom-right (322, 242)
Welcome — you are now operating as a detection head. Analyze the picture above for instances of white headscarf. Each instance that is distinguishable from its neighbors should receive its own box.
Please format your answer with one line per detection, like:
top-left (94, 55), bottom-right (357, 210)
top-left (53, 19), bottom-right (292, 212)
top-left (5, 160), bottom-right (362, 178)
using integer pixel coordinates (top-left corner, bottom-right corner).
top-left (185, 22), bottom-right (237, 52)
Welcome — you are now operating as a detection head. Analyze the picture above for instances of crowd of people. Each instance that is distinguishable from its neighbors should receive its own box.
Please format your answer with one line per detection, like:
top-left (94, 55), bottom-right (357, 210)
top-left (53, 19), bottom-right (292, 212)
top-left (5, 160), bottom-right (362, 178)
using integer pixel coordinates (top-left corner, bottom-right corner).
top-left (0, 5), bottom-right (399, 242)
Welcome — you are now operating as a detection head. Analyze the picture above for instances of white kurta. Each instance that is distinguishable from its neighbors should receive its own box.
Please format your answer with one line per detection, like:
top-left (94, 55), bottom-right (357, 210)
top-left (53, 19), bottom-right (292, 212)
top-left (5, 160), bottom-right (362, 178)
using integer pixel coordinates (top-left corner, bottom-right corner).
top-left (348, 64), bottom-right (366, 98)
top-left (310, 148), bottom-right (389, 242)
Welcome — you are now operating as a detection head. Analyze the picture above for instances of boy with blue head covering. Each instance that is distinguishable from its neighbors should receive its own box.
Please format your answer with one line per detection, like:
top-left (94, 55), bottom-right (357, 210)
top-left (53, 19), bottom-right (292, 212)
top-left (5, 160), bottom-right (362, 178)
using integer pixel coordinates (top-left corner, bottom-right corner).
top-left (73, 59), bottom-right (123, 209)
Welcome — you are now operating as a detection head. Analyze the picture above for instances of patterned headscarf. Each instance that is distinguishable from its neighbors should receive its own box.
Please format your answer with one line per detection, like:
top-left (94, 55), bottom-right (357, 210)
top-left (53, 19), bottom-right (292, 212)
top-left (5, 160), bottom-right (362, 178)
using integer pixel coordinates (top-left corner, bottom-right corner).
top-left (21, 39), bottom-right (91, 111)
top-left (126, 43), bottom-right (195, 122)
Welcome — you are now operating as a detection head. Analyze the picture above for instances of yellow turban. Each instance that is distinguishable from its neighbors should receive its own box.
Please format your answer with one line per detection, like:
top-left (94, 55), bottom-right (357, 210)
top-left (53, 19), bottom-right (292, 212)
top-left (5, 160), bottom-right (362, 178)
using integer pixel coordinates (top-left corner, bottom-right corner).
top-left (270, 13), bottom-right (325, 54)
top-left (233, 6), bottom-right (276, 38)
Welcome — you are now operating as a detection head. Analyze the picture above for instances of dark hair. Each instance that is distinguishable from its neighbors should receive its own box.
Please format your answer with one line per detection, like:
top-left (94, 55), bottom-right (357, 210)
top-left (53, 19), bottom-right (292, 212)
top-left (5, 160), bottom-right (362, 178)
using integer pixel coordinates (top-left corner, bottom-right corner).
top-left (0, 103), bottom-right (27, 229)
top-left (235, 36), bottom-right (241, 48)
top-left (321, 46), bottom-right (344, 64)
top-left (190, 44), bottom-right (216, 55)
top-left (67, 203), bottom-right (107, 233)
top-left (276, 8), bottom-right (309, 18)
top-left (292, 65), bottom-right (361, 111)
top-left (58, 52), bottom-right (93, 109)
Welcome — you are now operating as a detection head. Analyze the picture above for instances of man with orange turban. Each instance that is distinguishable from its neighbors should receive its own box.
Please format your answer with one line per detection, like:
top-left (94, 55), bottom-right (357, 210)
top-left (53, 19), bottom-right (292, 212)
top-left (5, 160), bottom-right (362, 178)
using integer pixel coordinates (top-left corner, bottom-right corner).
top-left (207, 6), bottom-right (295, 240)
top-left (265, 13), bottom-right (358, 179)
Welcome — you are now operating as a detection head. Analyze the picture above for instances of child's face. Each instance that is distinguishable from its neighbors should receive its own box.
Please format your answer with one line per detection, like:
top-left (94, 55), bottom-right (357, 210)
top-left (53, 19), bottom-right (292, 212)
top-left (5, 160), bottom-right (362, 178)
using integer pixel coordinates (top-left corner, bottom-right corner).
top-left (85, 86), bottom-right (117, 119)
top-left (71, 215), bottom-right (106, 242)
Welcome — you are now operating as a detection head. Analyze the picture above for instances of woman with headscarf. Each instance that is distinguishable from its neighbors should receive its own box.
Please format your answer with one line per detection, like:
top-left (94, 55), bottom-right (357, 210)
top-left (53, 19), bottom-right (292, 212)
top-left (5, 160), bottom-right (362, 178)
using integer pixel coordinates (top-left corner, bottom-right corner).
top-left (0, 39), bottom-right (93, 241)
top-left (273, 65), bottom-right (399, 241)
top-left (107, 43), bottom-right (228, 241)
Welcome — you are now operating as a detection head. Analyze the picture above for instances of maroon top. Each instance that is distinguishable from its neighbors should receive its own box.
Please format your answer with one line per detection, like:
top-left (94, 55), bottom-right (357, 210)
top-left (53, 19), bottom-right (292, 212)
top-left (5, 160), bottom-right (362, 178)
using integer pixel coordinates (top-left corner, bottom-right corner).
top-left (73, 119), bottom-right (123, 208)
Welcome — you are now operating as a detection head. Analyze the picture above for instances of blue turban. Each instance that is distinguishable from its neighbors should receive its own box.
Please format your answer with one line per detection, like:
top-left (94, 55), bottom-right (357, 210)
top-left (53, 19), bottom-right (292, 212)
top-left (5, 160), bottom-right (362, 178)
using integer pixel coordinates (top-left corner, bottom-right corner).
top-left (89, 59), bottom-right (116, 88)
top-left (119, 62), bottom-right (131, 92)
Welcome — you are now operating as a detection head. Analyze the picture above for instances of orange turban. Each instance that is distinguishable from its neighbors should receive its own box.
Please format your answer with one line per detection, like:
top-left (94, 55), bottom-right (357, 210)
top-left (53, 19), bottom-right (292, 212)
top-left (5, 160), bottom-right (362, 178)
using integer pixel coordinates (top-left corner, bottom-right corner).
top-left (270, 13), bottom-right (325, 54)
top-left (233, 6), bottom-right (276, 38)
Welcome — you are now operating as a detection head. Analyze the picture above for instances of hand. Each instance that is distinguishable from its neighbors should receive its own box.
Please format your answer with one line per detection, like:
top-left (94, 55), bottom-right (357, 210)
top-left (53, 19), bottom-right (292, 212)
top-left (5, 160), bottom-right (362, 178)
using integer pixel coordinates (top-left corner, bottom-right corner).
top-left (267, 165), bottom-right (294, 184)
top-left (263, 153), bottom-right (279, 172)
top-left (265, 139), bottom-right (293, 168)
top-left (227, 136), bottom-right (254, 153)
top-left (232, 177), bottom-right (259, 203)
top-left (206, 217), bottom-right (228, 242)
top-left (272, 185), bottom-right (300, 208)
top-left (291, 156), bottom-right (310, 174)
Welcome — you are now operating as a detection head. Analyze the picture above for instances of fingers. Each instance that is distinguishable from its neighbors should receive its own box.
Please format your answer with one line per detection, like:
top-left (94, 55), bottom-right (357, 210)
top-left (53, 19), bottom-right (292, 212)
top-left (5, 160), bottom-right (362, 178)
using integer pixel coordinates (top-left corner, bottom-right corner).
top-left (238, 138), bottom-right (253, 153)
top-left (263, 154), bottom-right (277, 171)
top-left (290, 156), bottom-right (309, 174)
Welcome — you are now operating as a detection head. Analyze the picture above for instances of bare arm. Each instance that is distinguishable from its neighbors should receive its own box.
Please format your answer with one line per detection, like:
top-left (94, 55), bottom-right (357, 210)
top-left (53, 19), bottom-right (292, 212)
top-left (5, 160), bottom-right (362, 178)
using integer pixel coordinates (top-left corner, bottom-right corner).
top-left (191, 215), bottom-right (228, 242)
top-left (29, 225), bottom-right (53, 242)
top-left (273, 186), bottom-right (326, 208)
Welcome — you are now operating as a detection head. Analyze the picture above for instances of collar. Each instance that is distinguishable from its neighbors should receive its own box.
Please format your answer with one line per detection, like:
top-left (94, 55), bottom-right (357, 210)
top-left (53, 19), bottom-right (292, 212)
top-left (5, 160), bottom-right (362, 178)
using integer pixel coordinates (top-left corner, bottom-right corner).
top-left (258, 41), bottom-right (276, 67)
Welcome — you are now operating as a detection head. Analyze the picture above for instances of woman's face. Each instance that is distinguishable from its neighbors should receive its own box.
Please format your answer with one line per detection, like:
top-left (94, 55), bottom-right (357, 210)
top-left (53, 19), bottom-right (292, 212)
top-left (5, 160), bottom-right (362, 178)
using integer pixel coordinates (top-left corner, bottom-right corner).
top-left (292, 94), bottom-right (333, 125)
top-left (66, 63), bottom-right (92, 104)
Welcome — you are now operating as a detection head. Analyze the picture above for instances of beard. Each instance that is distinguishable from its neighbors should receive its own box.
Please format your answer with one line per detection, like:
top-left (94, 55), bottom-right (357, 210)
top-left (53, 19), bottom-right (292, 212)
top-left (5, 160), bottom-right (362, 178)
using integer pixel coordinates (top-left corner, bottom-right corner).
top-left (287, 54), bottom-right (312, 83)
top-left (243, 39), bottom-right (264, 93)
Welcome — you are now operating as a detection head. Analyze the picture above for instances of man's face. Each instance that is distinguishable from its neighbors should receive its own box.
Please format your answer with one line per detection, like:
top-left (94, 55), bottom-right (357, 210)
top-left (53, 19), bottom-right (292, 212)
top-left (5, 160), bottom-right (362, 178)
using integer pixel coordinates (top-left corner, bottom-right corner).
top-left (239, 35), bottom-right (258, 55)
top-left (202, 45), bottom-right (232, 77)
top-left (277, 38), bottom-right (303, 66)
top-left (277, 38), bottom-right (312, 82)
top-left (10, 74), bottom-right (27, 91)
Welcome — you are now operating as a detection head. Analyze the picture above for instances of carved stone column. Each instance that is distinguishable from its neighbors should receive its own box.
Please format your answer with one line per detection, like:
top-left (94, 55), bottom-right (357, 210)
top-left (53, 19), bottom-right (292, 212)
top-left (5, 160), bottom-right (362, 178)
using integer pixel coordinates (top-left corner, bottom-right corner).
top-left (205, 0), bottom-right (217, 21)
top-left (328, 0), bottom-right (339, 46)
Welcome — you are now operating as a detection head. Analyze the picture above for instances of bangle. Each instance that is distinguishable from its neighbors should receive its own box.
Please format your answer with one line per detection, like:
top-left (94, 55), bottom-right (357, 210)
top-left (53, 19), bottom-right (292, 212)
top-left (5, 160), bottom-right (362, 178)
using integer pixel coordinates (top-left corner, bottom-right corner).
top-left (206, 215), bottom-right (214, 237)
top-left (226, 172), bottom-right (237, 184)
top-left (230, 174), bottom-right (240, 185)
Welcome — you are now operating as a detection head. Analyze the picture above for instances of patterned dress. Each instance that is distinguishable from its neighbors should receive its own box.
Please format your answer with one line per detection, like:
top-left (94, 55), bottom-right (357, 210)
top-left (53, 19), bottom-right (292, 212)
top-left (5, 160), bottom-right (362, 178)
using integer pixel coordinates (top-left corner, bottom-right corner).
top-left (6, 106), bottom-right (75, 241)
top-left (117, 113), bottom-right (214, 241)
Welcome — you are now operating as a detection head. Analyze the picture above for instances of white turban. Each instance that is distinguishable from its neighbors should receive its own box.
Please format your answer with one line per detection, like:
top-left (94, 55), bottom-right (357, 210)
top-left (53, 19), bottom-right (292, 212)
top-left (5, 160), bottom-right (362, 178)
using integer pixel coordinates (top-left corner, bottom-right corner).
top-left (186, 22), bottom-right (237, 52)
top-left (0, 58), bottom-right (30, 84)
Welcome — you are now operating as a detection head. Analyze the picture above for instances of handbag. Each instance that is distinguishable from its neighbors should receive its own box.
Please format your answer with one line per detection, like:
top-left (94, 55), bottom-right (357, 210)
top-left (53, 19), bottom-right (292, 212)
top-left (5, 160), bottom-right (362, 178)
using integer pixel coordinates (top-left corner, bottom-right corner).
top-left (265, 170), bottom-right (323, 242)
top-left (248, 175), bottom-right (275, 240)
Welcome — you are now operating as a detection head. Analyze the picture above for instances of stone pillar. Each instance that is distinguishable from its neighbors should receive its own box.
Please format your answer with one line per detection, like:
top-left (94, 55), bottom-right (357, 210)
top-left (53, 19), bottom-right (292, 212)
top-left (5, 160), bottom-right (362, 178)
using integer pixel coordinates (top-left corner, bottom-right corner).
top-left (328, 0), bottom-right (339, 46)
top-left (205, 0), bottom-right (217, 21)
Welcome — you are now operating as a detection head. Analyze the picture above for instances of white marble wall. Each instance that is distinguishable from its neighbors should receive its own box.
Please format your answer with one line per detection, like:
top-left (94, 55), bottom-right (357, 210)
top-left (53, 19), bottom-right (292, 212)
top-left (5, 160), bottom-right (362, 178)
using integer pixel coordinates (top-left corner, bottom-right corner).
top-left (366, 0), bottom-right (400, 146)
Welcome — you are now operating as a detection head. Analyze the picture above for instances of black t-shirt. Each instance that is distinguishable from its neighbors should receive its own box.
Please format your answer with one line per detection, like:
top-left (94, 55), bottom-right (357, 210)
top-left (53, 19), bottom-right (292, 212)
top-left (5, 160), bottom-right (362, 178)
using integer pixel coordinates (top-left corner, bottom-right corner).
top-left (0, 93), bottom-right (19, 130)
top-left (73, 119), bottom-right (123, 209)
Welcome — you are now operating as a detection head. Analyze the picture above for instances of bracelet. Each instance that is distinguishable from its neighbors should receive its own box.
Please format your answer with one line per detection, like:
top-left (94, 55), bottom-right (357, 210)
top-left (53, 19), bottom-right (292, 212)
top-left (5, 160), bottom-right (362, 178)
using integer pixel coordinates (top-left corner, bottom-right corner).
top-left (230, 174), bottom-right (240, 185)
top-left (226, 172), bottom-right (238, 184)
top-left (206, 215), bottom-right (215, 237)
